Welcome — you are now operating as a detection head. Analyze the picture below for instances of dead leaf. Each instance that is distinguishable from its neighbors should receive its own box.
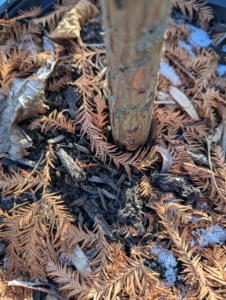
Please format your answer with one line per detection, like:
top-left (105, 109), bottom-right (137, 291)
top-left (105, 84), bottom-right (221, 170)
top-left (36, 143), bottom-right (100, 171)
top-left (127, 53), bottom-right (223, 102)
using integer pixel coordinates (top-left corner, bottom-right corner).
top-left (0, 76), bottom-right (47, 159)
top-left (169, 86), bottom-right (200, 120)
top-left (71, 245), bottom-right (92, 276)
top-left (187, 149), bottom-right (216, 168)
top-left (49, 0), bottom-right (100, 42)
top-left (207, 119), bottom-right (225, 145)
top-left (157, 146), bottom-right (173, 173)
top-left (0, 38), bottom-right (57, 159)
top-left (155, 91), bottom-right (175, 104)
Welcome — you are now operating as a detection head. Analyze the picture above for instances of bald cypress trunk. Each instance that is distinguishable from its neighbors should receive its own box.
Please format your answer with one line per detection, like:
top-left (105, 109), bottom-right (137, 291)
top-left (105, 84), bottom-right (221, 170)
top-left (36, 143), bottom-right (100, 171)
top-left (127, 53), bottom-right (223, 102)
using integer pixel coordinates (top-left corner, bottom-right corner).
top-left (101, 0), bottom-right (172, 148)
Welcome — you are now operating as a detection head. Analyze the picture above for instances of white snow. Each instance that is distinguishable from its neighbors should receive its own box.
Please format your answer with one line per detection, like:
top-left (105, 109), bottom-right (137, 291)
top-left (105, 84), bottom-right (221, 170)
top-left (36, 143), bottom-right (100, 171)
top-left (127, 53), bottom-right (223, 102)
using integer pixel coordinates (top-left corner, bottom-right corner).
top-left (191, 215), bottom-right (199, 224)
top-left (186, 24), bottom-right (212, 48)
top-left (217, 64), bottom-right (226, 77)
top-left (196, 202), bottom-right (207, 208)
top-left (190, 240), bottom-right (195, 247)
top-left (160, 61), bottom-right (181, 86)
top-left (178, 40), bottom-right (195, 57)
top-left (192, 224), bottom-right (226, 249)
top-left (151, 245), bottom-right (177, 286)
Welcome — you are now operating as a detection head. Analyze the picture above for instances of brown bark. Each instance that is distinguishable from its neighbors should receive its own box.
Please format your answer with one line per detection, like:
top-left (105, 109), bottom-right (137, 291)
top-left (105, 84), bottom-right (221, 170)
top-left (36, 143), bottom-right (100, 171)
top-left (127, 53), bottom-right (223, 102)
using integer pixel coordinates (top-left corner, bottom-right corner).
top-left (101, 0), bottom-right (172, 148)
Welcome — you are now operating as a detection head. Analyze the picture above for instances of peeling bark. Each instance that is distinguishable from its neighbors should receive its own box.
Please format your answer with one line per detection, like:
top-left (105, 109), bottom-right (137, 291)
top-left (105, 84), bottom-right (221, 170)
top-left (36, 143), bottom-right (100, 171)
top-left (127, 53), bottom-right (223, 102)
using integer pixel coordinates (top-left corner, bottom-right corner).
top-left (101, 0), bottom-right (172, 147)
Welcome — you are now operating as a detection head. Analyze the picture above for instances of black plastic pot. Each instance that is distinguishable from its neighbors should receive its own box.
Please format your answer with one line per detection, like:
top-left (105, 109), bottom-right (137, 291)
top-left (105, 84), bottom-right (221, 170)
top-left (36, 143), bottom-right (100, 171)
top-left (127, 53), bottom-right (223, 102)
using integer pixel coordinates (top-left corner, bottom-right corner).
top-left (0, 0), bottom-right (56, 18)
top-left (0, 0), bottom-right (226, 21)
top-left (206, 0), bottom-right (226, 21)
top-left (206, 0), bottom-right (226, 7)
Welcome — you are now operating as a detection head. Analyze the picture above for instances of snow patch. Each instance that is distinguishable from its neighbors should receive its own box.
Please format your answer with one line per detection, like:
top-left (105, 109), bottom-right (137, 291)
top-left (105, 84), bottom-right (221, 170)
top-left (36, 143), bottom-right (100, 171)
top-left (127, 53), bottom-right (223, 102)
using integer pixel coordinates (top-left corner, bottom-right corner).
top-left (151, 245), bottom-right (177, 286)
top-left (178, 40), bottom-right (195, 57)
top-left (186, 24), bottom-right (211, 48)
top-left (191, 215), bottom-right (199, 224)
top-left (196, 202), bottom-right (207, 209)
top-left (160, 62), bottom-right (181, 86)
top-left (217, 64), bottom-right (226, 77)
top-left (192, 224), bottom-right (226, 249)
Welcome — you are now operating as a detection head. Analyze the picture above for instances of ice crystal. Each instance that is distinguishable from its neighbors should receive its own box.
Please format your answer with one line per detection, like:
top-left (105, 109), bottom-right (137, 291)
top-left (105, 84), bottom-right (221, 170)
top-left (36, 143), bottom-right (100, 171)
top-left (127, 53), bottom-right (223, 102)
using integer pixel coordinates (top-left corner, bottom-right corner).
top-left (193, 224), bottom-right (226, 249)
top-left (186, 24), bottom-right (211, 48)
top-left (160, 62), bottom-right (181, 86)
top-left (151, 245), bottom-right (177, 286)
top-left (178, 40), bottom-right (195, 57)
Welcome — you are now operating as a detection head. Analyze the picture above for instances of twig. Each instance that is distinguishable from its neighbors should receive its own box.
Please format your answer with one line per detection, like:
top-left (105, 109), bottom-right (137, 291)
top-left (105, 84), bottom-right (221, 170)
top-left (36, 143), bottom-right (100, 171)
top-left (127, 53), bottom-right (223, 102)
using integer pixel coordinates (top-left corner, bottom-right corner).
top-left (166, 52), bottom-right (195, 81)
top-left (17, 152), bottom-right (44, 192)
top-left (8, 280), bottom-right (67, 300)
top-left (214, 33), bottom-right (226, 46)
top-left (85, 43), bottom-right (105, 47)
top-left (9, 202), bottom-right (29, 213)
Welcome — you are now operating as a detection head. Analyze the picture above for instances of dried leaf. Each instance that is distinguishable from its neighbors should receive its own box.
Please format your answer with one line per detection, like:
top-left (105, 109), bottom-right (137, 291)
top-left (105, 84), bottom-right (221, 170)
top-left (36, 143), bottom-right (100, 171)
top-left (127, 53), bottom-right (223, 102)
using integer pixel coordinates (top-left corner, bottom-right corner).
top-left (60, 244), bottom-right (91, 277)
top-left (0, 73), bottom-right (50, 159)
top-left (169, 86), bottom-right (200, 120)
top-left (207, 119), bottom-right (226, 145)
top-left (155, 91), bottom-right (175, 104)
top-left (187, 149), bottom-right (216, 168)
top-left (157, 146), bottom-right (173, 173)
top-left (49, 0), bottom-right (100, 41)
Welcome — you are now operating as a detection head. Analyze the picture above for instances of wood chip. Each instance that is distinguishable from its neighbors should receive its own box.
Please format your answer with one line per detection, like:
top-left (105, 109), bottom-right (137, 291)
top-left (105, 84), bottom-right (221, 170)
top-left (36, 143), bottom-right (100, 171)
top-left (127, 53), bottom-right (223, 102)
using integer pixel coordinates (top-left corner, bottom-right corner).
top-left (81, 185), bottom-right (98, 195)
top-left (99, 172), bottom-right (119, 192)
top-left (74, 143), bottom-right (91, 154)
top-left (102, 164), bottom-right (118, 176)
top-left (101, 188), bottom-right (117, 200)
top-left (47, 135), bottom-right (65, 144)
top-left (83, 200), bottom-right (116, 240)
top-left (69, 195), bottom-right (88, 207)
top-left (5, 155), bottom-right (43, 170)
top-left (55, 146), bottom-right (86, 186)
top-left (88, 175), bottom-right (105, 184)
top-left (97, 188), bottom-right (107, 211)
top-left (116, 173), bottom-right (127, 186)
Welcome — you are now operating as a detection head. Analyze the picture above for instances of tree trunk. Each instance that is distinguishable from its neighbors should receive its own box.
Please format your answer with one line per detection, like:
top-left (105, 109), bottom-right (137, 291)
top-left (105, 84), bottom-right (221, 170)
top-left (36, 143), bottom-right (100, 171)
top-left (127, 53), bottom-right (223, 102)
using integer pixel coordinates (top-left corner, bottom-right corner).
top-left (101, 0), bottom-right (172, 148)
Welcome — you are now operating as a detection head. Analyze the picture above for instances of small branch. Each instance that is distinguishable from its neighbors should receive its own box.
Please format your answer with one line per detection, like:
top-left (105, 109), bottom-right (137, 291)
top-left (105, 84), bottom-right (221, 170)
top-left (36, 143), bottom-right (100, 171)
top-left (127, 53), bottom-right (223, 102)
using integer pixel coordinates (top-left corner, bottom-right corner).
top-left (9, 201), bottom-right (29, 213)
top-left (17, 152), bottom-right (44, 192)
top-left (8, 280), bottom-right (67, 300)
top-left (85, 43), bottom-right (105, 47)
top-left (166, 52), bottom-right (195, 81)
